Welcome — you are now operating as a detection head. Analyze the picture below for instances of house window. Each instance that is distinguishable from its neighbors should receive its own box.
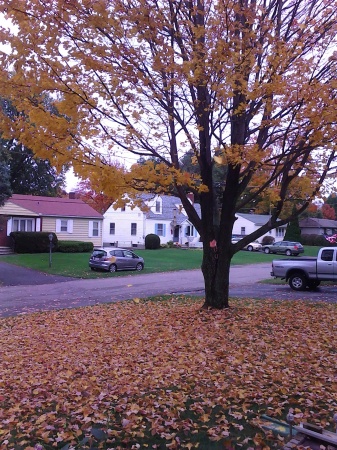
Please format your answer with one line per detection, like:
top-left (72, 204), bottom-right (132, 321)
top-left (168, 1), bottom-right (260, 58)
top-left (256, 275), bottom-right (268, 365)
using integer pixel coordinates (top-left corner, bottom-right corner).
top-left (276, 227), bottom-right (285, 237)
top-left (155, 223), bottom-right (166, 236)
top-left (13, 218), bottom-right (33, 232)
top-left (156, 201), bottom-right (161, 213)
top-left (131, 223), bottom-right (137, 235)
top-left (56, 219), bottom-right (73, 233)
top-left (241, 227), bottom-right (246, 235)
top-left (185, 225), bottom-right (196, 237)
top-left (91, 221), bottom-right (99, 237)
top-left (60, 220), bottom-right (68, 232)
top-left (110, 223), bottom-right (115, 235)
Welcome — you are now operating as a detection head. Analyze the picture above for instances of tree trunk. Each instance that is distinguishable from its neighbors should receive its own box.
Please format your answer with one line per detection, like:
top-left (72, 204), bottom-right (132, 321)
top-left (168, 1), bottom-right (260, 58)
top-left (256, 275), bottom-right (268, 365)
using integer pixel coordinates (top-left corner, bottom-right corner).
top-left (201, 243), bottom-right (231, 309)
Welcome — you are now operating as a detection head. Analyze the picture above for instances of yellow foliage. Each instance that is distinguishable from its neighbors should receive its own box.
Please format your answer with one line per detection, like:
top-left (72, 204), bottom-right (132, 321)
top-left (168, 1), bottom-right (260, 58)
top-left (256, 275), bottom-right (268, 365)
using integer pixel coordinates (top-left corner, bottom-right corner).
top-left (0, 0), bottom-right (336, 228)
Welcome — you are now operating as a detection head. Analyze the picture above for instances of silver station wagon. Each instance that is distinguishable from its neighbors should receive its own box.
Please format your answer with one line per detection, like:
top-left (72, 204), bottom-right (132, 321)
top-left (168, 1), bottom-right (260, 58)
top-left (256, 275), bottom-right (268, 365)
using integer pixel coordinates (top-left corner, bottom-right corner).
top-left (89, 247), bottom-right (144, 272)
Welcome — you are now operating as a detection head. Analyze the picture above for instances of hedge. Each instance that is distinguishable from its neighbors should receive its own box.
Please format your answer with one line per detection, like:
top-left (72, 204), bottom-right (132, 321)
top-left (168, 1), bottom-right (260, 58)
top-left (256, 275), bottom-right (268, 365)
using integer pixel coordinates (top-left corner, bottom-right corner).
top-left (10, 232), bottom-right (58, 253)
top-left (57, 240), bottom-right (94, 253)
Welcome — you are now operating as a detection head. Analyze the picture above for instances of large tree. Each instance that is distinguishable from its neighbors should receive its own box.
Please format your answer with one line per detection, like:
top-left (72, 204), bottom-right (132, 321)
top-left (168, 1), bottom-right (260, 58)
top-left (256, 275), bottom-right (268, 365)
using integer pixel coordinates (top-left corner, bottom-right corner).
top-left (0, 138), bottom-right (66, 196)
top-left (0, 98), bottom-right (67, 196)
top-left (0, 148), bottom-right (11, 207)
top-left (1, 0), bottom-right (337, 308)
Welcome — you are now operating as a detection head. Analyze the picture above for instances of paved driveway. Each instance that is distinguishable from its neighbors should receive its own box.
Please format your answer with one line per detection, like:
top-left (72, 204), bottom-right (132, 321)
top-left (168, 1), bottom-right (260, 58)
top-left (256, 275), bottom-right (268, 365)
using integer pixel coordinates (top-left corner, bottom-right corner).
top-left (0, 262), bottom-right (76, 286)
top-left (0, 261), bottom-right (336, 318)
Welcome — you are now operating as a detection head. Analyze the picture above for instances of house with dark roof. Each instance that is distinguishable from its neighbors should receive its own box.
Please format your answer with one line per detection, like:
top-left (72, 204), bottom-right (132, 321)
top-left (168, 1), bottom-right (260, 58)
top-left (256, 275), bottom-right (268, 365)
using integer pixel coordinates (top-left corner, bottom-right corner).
top-left (0, 194), bottom-right (103, 249)
top-left (102, 194), bottom-right (202, 247)
top-left (233, 213), bottom-right (287, 242)
top-left (299, 217), bottom-right (337, 236)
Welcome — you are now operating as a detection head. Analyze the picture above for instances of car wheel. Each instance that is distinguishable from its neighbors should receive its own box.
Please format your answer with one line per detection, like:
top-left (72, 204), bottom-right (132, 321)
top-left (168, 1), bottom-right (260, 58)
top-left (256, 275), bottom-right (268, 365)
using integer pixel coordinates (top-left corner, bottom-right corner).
top-left (289, 273), bottom-right (307, 291)
top-left (285, 250), bottom-right (292, 256)
top-left (109, 264), bottom-right (117, 272)
top-left (264, 247), bottom-right (270, 254)
top-left (247, 245), bottom-right (253, 252)
top-left (136, 263), bottom-right (143, 271)
top-left (307, 280), bottom-right (320, 290)
top-left (90, 267), bottom-right (96, 271)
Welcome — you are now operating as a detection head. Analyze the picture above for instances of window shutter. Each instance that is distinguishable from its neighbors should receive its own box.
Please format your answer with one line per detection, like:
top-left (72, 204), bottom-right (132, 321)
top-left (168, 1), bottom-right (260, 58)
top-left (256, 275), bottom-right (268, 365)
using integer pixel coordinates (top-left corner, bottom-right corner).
top-left (163, 224), bottom-right (166, 236)
top-left (88, 221), bottom-right (93, 237)
top-left (155, 224), bottom-right (158, 234)
top-left (56, 219), bottom-right (61, 233)
top-left (68, 220), bottom-right (73, 233)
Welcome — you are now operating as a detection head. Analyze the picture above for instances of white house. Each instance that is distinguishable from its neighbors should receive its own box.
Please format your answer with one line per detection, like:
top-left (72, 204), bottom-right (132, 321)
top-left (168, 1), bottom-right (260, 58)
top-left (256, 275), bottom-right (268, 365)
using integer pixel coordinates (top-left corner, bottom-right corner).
top-left (233, 213), bottom-right (287, 242)
top-left (102, 194), bottom-right (202, 248)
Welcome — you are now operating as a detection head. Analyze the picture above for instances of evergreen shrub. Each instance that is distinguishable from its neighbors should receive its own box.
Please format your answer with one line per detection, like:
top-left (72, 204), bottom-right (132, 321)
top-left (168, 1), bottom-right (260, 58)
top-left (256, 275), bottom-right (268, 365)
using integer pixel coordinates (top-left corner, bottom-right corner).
top-left (58, 240), bottom-right (94, 253)
top-left (301, 234), bottom-right (334, 246)
top-left (145, 233), bottom-right (161, 249)
top-left (10, 232), bottom-right (58, 253)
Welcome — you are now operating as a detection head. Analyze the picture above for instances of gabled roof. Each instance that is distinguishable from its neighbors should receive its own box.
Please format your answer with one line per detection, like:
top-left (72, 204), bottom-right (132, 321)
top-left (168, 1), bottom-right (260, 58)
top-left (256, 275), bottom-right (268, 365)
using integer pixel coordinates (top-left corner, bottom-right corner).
top-left (143, 194), bottom-right (201, 224)
top-left (7, 194), bottom-right (103, 219)
top-left (299, 217), bottom-right (337, 228)
top-left (236, 213), bottom-right (285, 226)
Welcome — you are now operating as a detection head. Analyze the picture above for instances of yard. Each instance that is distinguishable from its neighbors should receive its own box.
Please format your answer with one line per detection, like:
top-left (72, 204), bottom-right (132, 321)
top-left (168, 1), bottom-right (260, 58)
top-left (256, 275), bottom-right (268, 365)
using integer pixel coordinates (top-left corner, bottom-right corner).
top-left (1, 297), bottom-right (336, 449)
top-left (0, 246), bottom-right (320, 278)
top-left (1, 245), bottom-right (335, 449)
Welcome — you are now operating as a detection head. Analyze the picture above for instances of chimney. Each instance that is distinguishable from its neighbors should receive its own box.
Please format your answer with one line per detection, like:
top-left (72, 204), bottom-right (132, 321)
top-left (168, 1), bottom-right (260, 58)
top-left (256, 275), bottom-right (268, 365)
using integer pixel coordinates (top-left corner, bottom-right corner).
top-left (187, 192), bottom-right (194, 204)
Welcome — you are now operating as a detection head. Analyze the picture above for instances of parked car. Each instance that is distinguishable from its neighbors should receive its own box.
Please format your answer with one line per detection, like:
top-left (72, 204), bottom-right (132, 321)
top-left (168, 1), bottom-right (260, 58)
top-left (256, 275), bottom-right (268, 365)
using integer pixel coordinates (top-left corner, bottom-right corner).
top-left (231, 234), bottom-right (244, 243)
top-left (243, 240), bottom-right (262, 251)
top-left (89, 247), bottom-right (144, 272)
top-left (261, 241), bottom-right (304, 256)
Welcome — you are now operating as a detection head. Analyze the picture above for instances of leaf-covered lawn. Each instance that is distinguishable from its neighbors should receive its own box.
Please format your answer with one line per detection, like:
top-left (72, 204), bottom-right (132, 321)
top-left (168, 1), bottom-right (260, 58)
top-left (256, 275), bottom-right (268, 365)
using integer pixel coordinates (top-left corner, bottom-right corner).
top-left (1, 298), bottom-right (337, 449)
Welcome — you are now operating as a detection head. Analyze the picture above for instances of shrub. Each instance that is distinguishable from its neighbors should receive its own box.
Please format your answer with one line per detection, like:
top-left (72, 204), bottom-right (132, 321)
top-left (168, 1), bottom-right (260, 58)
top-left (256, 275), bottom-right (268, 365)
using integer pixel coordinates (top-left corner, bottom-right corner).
top-left (58, 240), bottom-right (94, 253)
top-left (300, 234), bottom-right (316, 246)
top-left (145, 233), bottom-right (161, 249)
top-left (313, 234), bottom-right (333, 247)
top-left (10, 232), bottom-right (58, 253)
top-left (301, 234), bottom-right (335, 247)
top-left (261, 235), bottom-right (275, 245)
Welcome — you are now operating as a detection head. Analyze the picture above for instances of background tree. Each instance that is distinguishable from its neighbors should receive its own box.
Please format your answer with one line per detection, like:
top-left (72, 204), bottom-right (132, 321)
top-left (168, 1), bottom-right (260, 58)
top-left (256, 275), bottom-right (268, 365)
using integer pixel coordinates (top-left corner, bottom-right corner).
top-left (284, 208), bottom-right (302, 242)
top-left (321, 203), bottom-right (336, 220)
top-left (325, 193), bottom-right (337, 218)
top-left (299, 202), bottom-right (323, 219)
top-left (1, 0), bottom-right (337, 308)
top-left (0, 147), bottom-right (11, 206)
top-left (0, 98), bottom-right (66, 196)
top-left (74, 179), bottom-right (115, 214)
top-left (2, 139), bottom-right (66, 196)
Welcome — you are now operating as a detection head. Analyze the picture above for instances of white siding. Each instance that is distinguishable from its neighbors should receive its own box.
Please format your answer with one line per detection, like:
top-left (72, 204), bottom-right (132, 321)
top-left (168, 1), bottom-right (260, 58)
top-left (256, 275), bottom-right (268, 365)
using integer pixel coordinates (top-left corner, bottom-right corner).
top-left (233, 215), bottom-right (285, 242)
top-left (103, 205), bottom-right (145, 247)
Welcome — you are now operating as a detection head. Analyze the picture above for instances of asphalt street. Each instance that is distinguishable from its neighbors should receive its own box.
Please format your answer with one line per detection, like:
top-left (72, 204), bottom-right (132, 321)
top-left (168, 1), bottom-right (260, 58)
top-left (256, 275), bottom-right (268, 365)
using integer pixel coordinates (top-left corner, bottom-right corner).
top-left (0, 261), bottom-right (336, 317)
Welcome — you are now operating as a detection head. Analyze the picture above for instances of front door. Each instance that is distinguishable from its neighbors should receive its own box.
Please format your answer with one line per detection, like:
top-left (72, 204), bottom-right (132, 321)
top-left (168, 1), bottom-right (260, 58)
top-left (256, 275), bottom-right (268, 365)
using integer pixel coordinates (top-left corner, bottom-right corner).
top-left (0, 216), bottom-right (10, 246)
top-left (173, 226), bottom-right (179, 242)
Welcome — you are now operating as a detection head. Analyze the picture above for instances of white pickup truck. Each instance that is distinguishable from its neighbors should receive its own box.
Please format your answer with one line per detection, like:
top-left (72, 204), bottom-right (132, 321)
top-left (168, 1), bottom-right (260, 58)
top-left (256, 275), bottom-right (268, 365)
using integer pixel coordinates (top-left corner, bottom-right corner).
top-left (271, 247), bottom-right (337, 291)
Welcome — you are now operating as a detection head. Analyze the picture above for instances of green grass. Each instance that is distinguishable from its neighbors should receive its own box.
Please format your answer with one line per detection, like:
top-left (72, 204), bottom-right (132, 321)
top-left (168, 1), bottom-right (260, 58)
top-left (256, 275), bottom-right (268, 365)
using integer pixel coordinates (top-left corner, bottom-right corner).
top-left (0, 246), bottom-right (320, 278)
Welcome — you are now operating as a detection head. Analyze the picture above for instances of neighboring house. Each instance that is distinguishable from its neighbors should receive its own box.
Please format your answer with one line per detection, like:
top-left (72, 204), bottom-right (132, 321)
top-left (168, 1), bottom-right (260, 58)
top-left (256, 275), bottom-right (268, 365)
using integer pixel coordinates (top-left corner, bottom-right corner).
top-left (0, 194), bottom-right (103, 248)
top-left (299, 217), bottom-right (337, 236)
top-left (102, 194), bottom-right (202, 248)
top-left (233, 213), bottom-right (287, 243)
